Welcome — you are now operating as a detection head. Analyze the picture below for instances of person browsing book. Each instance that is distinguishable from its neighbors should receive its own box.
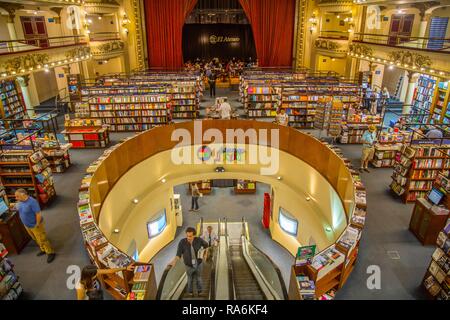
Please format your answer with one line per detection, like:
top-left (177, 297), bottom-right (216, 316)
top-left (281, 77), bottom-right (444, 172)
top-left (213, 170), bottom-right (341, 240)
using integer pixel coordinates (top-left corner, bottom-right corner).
top-left (360, 125), bottom-right (377, 173)
top-left (170, 227), bottom-right (209, 297)
top-left (76, 263), bottom-right (135, 300)
top-left (14, 188), bottom-right (56, 263)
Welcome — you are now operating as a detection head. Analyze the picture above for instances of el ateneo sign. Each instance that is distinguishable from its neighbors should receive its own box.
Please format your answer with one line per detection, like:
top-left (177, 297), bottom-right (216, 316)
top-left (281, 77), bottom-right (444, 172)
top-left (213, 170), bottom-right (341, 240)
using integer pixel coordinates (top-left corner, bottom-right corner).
top-left (209, 35), bottom-right (240, 45)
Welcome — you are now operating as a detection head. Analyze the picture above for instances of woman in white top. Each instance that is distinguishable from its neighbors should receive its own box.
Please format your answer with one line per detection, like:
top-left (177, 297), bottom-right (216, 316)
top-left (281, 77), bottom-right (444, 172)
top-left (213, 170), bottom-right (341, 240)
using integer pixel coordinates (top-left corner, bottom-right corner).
top-left (275, 108), bottom-right (289, 126)
top-left (216, 98), bottom-right (232, 119)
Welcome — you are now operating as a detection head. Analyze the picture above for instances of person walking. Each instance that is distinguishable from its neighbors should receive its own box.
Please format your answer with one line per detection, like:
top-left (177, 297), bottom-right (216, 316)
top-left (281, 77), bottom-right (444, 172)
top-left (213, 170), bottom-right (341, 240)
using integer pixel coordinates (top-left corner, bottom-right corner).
top-left (208, 71), bottom-right (217, 98)
top-left (189, 183), bottom-right (202, 212)
top-left (360, 125), bottom-right (377, 173)
top-left (76, 263), bottom-right (135, 300)
top-left (14, 188), bottom-right (56, 263)
top-left (170, 227), bottom-right (209, 297)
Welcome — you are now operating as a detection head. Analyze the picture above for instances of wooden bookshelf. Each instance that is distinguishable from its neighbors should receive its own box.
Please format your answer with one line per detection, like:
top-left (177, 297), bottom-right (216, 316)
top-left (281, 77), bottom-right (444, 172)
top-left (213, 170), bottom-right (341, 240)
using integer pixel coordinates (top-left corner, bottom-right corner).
top-left (0, 150), bottom-right (56, 208)
top-left (0, 80), bottom-right (26, 126)
top-left (188, 180), bottom-right (212, 195)
top-left (391, 144), bottom-right (450, 203)
top-left (234, 180), bottom-right (256, 194)
top-left (412, 75), bottom-right (436, 123)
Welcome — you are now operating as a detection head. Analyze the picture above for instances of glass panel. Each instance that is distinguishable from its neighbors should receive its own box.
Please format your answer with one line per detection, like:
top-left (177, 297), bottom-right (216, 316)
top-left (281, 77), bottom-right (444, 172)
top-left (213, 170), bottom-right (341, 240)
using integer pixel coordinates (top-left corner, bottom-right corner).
top-left (159, 259), bottom-right (186, 300)
top-left (243, 238), bottom-right (285, 299)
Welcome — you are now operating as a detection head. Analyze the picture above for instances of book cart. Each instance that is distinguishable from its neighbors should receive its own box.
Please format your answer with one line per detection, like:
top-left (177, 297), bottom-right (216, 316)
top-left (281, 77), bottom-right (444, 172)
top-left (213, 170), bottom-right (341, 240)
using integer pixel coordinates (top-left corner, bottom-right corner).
top-left (390, 125), bottom-right (450, 203)
top-left (78, 144), bottom-right (158, 300)
top-left (0, 128), bottom-right (56, 208)
top-left (288, 141), bottom-right (367, 300)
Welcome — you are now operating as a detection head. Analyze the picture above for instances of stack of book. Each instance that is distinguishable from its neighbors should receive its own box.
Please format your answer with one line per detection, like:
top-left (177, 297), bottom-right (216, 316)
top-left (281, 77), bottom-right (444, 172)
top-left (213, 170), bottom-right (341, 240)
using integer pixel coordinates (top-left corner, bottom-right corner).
top-left (296, 275), bottom-right (316, 300)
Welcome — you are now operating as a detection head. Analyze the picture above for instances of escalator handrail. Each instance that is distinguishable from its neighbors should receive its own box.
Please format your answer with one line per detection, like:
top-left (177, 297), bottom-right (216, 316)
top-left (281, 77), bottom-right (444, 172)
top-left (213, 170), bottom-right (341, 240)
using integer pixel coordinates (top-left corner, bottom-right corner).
top-left (210, 218), bottom-right (222, 300)
top-left (225, 234), bottom-right (236, 300)
top-left (155, 259), bottom-right (186, 300)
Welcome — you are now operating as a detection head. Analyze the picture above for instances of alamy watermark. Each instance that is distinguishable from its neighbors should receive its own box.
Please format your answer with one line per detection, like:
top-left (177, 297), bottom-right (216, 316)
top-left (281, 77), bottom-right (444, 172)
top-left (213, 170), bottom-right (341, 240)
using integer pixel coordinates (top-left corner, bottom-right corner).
top-left (170, 122), bottom-right (280, 175)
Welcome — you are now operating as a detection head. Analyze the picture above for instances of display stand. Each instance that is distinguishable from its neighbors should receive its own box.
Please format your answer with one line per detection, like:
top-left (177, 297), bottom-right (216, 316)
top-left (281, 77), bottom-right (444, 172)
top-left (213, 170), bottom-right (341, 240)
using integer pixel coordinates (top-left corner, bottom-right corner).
top-left (371, 130), bottom-right (412, 168)
top-left (422, 218), bottom-right (449, 299)
top-left (63, 118), bottom-right (110, 149)
top-left (0, 183), bottom-right (30, 254)
top-left (410, 173), bottom-right (450, 245)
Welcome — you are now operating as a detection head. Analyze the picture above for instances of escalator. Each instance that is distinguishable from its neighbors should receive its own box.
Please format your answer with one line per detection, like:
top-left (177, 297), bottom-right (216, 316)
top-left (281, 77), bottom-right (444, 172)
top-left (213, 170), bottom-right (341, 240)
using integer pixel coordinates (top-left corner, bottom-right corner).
top-left (224, 218), bottom-right (288, 300)
top-left (229, 243), bottom-right (265, 300)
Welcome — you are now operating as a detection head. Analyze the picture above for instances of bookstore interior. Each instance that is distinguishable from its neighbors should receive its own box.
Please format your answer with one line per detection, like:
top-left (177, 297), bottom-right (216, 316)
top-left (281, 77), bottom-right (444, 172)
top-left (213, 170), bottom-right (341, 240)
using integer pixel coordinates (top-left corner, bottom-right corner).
top-left (0, 0), bottom-right (449, 306)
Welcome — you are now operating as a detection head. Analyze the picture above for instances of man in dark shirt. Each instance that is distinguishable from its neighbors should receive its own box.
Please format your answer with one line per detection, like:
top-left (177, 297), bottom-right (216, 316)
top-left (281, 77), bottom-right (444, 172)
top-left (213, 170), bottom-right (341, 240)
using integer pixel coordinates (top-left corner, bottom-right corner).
top-left (208, 72), bottom-right (217, 98)
top-left (170, 227), bottom-right (209, 297)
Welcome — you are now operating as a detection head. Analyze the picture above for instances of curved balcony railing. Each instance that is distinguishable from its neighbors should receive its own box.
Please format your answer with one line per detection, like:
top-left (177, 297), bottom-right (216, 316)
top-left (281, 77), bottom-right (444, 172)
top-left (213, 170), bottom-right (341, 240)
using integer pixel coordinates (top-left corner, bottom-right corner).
top-left (89, 32), bottom-right (121, 42)
top-left (0, 35), bottom-right (88, 55)
top-left (353, 33), bottom-right (450, 52)
top-left (319, 31), bottom-right (350, 40)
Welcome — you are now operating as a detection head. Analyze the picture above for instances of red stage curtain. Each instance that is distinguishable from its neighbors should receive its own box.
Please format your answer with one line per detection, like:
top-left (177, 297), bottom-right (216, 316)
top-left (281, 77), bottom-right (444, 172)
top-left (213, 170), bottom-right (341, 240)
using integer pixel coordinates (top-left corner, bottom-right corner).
top-left (144, 0), bottom-right (197, 69)
top-left (239, 0), bottom-right (296, 67)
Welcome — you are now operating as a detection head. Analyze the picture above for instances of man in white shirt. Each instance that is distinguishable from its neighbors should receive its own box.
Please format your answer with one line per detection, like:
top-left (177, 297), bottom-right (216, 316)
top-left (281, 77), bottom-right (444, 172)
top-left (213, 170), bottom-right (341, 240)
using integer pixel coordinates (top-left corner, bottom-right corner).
top-left (201, 226), bottom-right (219, 247)
top-left (201, 225), bottom-right (219, 262)
top-left (216, 98), bottom-right (232, 119)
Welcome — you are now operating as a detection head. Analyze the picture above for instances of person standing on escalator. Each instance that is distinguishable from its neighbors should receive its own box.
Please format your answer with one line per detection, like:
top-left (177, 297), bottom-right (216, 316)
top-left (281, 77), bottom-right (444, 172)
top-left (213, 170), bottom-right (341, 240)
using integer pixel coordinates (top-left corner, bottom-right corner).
top-left (170, 227), bottom-right (209, 297)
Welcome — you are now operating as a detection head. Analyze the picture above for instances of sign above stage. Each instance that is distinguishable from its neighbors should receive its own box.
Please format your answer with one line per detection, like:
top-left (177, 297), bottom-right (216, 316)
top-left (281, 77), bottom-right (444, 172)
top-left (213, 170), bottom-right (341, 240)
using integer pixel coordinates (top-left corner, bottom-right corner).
top-left (209, 35), bottom-right (240, 45)
top-left (183, 24), bottom-right (256, 61)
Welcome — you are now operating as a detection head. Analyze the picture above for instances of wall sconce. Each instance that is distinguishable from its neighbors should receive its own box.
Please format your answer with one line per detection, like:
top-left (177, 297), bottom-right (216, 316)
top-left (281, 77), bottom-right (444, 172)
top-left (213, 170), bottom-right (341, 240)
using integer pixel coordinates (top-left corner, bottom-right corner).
top-left (122, 13), bottom-right (130, 35)
top-left (309, 15), bottom-right (318, 33)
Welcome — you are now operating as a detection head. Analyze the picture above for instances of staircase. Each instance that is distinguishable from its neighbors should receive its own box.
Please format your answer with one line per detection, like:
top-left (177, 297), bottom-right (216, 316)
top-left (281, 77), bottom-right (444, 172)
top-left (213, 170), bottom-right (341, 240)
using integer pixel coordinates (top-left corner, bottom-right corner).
top-left (229, 244), bottom-right (265, 300)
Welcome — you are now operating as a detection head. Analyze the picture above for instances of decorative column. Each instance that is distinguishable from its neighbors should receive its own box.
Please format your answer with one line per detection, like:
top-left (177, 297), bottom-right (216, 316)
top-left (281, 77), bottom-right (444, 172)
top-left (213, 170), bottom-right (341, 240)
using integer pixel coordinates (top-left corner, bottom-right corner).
top-left (17, 75), bottom-right (35, 117)
top-left (293, 0), bottom-right (310, 70)
top-left (417, 13), bottom-right (431, 49)
top-left (402, 71), bottom-right (420, 114)
top-left (6, 12), bottom-right (17, 52)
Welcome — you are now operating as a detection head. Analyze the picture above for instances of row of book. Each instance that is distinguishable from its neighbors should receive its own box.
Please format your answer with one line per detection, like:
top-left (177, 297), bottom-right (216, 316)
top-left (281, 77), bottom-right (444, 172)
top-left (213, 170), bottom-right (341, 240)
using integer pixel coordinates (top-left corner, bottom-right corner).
top-left (292, 141), bottom-right (368, 300)
top-left (0, 242), bottom-right (23, 300)
top-left (79, 139), bottom-right (156, 300)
